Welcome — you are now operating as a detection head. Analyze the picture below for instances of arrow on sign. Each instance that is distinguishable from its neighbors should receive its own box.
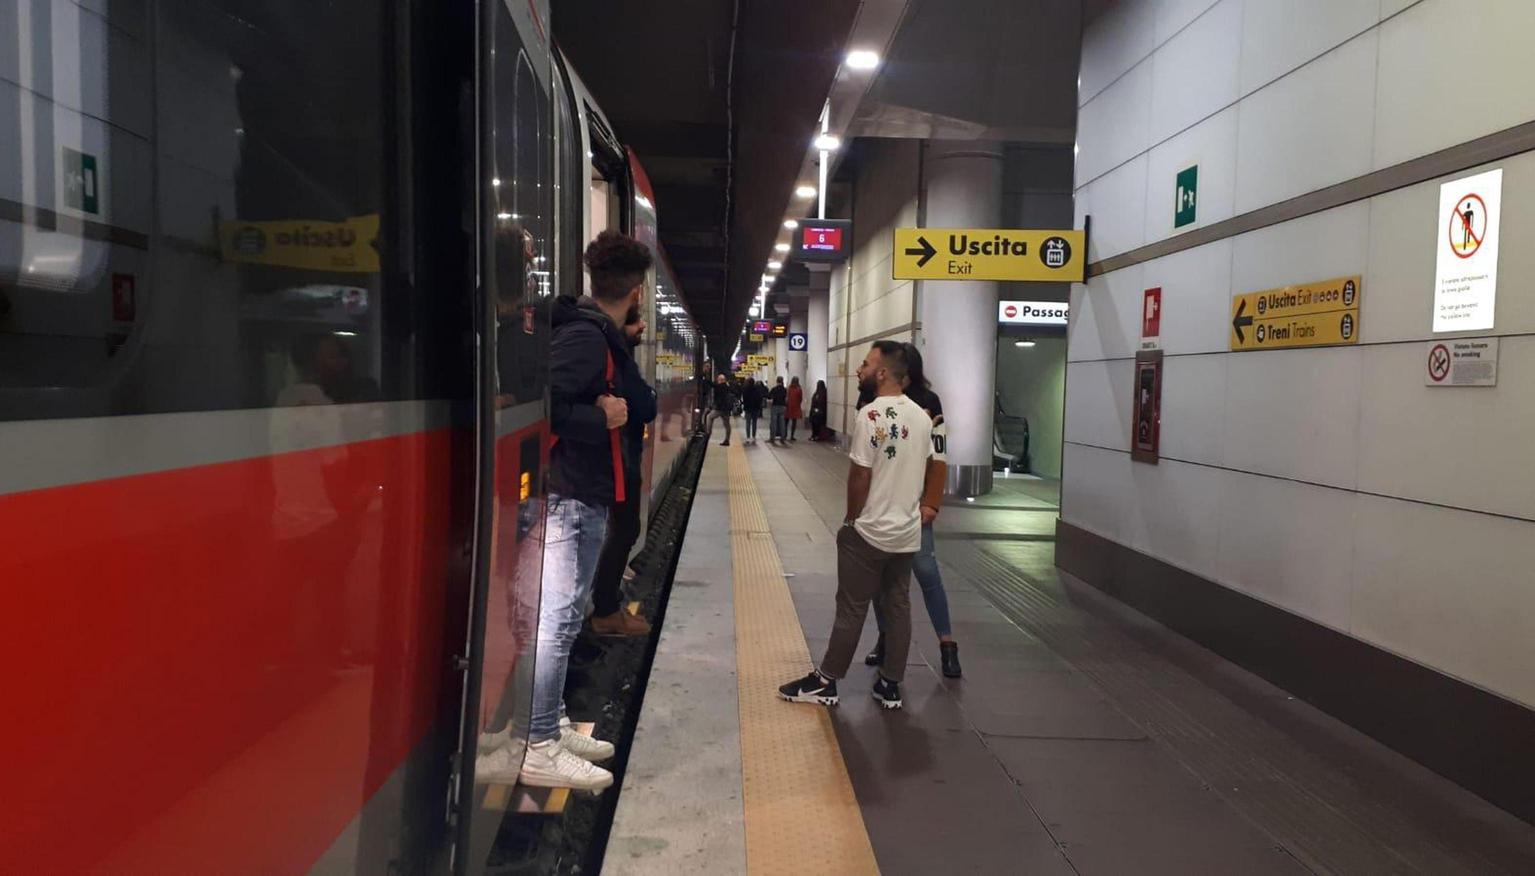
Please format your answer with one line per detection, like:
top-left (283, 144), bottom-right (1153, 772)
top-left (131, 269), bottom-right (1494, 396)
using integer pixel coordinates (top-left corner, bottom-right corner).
top-left (904, 236), bottom-right (937, 268)
top-left (1232, 298), bottom-right (1253, 343)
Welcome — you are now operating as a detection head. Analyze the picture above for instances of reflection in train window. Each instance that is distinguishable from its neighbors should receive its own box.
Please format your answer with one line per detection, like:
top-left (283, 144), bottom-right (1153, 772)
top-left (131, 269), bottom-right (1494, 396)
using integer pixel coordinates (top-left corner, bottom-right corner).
top-left (0, 1), bottom-right (399, 420)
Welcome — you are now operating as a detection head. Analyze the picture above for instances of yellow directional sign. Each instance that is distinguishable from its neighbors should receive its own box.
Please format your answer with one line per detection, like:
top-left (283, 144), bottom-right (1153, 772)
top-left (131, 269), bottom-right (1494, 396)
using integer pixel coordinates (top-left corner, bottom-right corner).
top-left (893, 227), bottom-right (1086, 283)
top-left (1230, 275), bottom-right (1361, 351)
top-left (220, 214), bottom-right (381, 274)
top-left (749, 333), bottom-right (765, 343)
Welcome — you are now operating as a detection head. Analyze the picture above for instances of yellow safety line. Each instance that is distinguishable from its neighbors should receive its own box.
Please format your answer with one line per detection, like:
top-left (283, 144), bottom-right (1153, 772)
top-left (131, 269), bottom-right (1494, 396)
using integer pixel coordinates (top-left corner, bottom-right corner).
top-left (727, 442), bottom-right (880, 875)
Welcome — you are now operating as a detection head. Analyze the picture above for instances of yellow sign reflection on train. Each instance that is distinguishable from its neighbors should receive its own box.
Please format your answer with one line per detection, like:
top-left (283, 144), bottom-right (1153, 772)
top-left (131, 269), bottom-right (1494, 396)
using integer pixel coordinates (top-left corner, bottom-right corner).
top-left (220, 214), bottom-right (382, 273)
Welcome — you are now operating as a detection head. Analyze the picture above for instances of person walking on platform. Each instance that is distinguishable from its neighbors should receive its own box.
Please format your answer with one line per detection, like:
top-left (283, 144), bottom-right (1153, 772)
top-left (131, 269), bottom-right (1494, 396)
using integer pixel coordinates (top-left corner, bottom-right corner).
top-left (520, 231), bottom-right (650, 791)
top-left (706, 372), bottom-right (734, 446)
top-left (589, 310), bottom-right (657, 638)
top-left (779, 342), bottom-right (933, 711)
top-left (864, 344), bottom-right (961, 678)
top-left (768, 376), bottom-right (788, 444)
top-left (809, 379), bottom-right (828, 441)
top-left (786, 376), bottom-right (805, 442)
top-left (741, 376), bottom-right (765, 444)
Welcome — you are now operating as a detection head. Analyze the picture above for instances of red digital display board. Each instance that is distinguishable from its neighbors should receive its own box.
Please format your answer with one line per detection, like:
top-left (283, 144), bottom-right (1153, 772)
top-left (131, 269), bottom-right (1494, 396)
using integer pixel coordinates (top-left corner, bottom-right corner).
top-left (752, 320), bottom-right (773, 334)
top-left (791, 218), bottom-right (851, 263)
top-left (802, 226), bottom-right (843, 252)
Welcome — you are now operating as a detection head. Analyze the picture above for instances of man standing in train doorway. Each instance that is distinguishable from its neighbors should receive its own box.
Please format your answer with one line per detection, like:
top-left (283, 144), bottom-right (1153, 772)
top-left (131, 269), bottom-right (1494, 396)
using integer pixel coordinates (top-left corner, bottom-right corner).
top-left (521, 230), bottom-right (652, 792)
top-left (779, 341), bottom-right (932, 711)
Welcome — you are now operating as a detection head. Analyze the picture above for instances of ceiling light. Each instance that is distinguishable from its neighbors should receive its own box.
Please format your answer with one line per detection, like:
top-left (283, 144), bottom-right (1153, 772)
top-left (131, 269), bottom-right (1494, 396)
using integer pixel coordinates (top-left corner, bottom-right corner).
top-left (845, 50), bottom-right (880, 71)
top-left (774, 243), bottom-right (790, 252)
top-left (795, 185), bottom-right (817, 199)
top-left (750, 306), bottom-right (760, 317)
top-left (1014, 340), bottom-right (1036, 348)
top-left (496, 212), bottom-right (513, 220)
top-left (767, 260), bottom-right (782, 270)
top-left (491, 178), bottom-right (501, 187)
top-left (814, 133), bottom-right (841, 151)
top-left (784, 219), bottom-right (799, 230)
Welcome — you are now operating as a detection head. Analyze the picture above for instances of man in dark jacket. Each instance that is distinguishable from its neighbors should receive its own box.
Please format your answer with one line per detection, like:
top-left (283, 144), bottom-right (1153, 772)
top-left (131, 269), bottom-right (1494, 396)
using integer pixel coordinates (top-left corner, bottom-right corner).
top-left (589, 310), bottom-right (657, 637)
top-left (520, 231), bottom-right (650, 792)
top-left (706, 372), bottom-right (734, 446)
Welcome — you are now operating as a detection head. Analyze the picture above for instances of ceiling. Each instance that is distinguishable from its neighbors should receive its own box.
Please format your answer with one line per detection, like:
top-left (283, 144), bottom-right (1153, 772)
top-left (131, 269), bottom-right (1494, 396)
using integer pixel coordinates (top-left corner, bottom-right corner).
top-left (556, 0), bottom-right (861, 362)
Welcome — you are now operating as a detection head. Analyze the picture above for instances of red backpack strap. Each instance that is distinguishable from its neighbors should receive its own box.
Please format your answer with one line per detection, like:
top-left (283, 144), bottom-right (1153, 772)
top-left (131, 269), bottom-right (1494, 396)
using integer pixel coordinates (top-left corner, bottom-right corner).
top-left (606, 349), bottom-right (626, 503)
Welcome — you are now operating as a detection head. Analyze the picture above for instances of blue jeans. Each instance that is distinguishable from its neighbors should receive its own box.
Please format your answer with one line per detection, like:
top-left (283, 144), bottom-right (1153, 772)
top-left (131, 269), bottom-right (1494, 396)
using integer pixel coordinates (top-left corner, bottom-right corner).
top-left (531, 493), bottom-right (609, 742)
top-left (875, 522), bottom-right (951, 638)
top-left (745, 411), bottom-right (760, 438)
top-left (770, 406), bottom-right (787, 440)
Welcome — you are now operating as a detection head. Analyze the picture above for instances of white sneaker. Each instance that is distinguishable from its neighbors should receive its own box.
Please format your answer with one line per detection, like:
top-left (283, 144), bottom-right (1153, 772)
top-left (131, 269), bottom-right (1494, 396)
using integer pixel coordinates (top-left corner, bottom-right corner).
top-left (560, 725), bottom-right (615, 762)
top-left (519, 738), bottom-right (614, 791)
top-left (474, 738), bottom-right (526, 784)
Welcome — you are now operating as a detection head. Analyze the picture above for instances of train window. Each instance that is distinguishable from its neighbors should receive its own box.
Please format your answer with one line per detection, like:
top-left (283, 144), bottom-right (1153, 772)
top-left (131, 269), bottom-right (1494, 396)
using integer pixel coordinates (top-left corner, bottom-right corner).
top-left (0, 1), bottom-right (400, 421)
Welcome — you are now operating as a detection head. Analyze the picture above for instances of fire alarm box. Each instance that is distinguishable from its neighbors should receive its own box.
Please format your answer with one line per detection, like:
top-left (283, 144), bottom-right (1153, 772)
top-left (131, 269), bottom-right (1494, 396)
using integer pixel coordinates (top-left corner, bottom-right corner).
top-left (1131, 350), bottom-right (1162, 464)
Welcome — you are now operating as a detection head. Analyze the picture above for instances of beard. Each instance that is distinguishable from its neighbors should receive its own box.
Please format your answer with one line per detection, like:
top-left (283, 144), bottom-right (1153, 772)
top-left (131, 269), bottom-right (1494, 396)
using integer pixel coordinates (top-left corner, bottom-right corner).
top-left (857, 374), bottom-right (878, 396)
top-left (626, 299), bottom-right (642, 325)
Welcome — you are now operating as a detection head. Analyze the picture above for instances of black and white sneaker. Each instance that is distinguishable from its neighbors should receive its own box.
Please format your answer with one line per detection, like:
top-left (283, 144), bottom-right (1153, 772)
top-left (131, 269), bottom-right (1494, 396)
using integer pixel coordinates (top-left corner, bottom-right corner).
top-left (778, 671), bottom-right (839, 706)
top-left (872, 675), bottom-right (903, 710)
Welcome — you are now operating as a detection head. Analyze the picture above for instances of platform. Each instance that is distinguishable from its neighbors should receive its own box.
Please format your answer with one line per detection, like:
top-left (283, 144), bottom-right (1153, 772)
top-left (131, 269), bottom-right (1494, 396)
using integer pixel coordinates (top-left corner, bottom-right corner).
top-left (607, 433), bottom-right (1535, 875)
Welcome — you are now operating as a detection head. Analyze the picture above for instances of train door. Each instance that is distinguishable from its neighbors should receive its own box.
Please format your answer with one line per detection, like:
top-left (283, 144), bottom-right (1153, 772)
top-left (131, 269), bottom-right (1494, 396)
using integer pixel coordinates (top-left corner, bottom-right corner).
top-left (452, 0), bottom-right (555, 871)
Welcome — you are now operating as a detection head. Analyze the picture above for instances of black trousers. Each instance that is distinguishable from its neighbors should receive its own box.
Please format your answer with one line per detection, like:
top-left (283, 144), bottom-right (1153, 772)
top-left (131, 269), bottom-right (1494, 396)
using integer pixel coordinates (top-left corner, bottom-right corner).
top-left (591, 476), bottom-right (643, 617)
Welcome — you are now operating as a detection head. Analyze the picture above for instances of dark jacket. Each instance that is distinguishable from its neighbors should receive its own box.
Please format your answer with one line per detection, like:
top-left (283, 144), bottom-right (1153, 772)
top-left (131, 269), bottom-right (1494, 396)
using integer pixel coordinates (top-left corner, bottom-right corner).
top-left (769, 385), bottom-right (787, 407)
top-left (741, 381), bottom-right (764, 414)
top-left (710, 380), bottom-right (734, 412)
top-left (549, 295), bottom-right (634, 507)
top-left (617, 344), bottom-right (657, 481)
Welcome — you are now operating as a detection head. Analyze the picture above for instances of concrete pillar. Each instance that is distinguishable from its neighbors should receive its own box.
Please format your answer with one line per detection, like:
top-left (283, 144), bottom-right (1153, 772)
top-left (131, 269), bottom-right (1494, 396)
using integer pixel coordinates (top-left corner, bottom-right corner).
top-left (788, 309), bottom-right (808, 382)
top-left (919, 140), bottom-right (1002, 497)
top-left (807, 274), bottom-right (829, 394)
top-left (774, 336), bottom-right (789, 381)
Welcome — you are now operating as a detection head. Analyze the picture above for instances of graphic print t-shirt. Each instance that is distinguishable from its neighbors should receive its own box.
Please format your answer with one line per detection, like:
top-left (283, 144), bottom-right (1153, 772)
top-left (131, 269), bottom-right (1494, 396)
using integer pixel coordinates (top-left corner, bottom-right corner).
top-left (849, 393), bottom-right (933, 554)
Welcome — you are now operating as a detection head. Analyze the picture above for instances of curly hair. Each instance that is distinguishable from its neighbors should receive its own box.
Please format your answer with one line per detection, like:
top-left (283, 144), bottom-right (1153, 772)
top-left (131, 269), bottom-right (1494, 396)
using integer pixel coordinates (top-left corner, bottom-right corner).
top-left (584, 230), bottom-right (653, 301)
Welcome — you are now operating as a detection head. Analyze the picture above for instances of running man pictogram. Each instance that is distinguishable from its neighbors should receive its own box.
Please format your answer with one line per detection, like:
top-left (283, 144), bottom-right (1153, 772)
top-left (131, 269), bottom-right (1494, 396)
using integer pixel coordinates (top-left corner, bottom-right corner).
top-left (1449, 193), bottom-right (1487, 258)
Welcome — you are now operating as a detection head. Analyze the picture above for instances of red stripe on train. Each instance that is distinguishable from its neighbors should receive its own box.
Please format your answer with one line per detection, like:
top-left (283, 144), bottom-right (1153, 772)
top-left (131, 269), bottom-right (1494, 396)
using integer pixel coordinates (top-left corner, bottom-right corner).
top-left (0, 429), bottom-right (460, 873)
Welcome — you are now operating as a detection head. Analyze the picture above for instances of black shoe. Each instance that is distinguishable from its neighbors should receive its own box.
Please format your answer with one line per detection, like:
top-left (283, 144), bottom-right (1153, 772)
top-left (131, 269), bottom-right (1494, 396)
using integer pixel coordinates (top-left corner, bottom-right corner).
top-left (778, 671), bottom-right (839, 706)
top-left (872, 675), bottom-right (903, 710)
top-left (940, 641), bottom-right (962, 679)
top-left (863, 634), bottom-right (884, 667)
top-left (720, 440), bottom-right (730, 447)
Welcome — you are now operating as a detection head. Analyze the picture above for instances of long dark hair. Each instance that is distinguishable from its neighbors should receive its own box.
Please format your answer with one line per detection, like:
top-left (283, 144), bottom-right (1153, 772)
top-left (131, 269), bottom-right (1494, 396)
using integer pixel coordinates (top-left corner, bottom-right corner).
top-left (901, 342), bottom-right (931, 394)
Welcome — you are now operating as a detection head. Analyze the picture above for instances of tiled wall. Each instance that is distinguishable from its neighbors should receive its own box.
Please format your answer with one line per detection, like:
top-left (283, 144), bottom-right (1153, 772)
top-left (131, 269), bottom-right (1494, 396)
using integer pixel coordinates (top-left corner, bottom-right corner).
top-left (1066, 0), bottom-right (1535, 709)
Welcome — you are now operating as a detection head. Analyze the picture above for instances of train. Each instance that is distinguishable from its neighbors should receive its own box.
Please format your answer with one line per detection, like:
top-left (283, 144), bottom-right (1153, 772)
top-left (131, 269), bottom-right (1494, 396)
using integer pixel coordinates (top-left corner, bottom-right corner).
top-left (0, 1), bottom-right (701, 872)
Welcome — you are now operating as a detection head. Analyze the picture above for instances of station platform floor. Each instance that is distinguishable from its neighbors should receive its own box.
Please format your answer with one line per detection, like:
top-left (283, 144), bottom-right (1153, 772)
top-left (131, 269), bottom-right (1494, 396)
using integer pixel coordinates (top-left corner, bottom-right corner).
top-left (605, 430), bottom-right (1535, 875)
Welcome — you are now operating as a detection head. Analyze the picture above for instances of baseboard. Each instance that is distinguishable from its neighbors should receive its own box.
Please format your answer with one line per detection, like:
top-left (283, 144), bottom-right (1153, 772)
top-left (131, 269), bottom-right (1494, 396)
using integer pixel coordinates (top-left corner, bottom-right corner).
top-left (1056, 519), bottom-right (1535, 825)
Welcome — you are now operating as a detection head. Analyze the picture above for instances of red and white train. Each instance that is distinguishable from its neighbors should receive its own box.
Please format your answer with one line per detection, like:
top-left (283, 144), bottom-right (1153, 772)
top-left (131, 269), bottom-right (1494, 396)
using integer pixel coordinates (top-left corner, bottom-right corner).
top-left (0, 1), bottom-right (699, 872)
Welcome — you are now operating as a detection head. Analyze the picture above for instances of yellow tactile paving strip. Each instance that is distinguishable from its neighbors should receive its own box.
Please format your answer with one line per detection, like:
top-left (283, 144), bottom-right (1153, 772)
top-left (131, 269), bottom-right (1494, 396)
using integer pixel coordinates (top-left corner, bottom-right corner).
top-left (728, 442), bottom-right (880, 875)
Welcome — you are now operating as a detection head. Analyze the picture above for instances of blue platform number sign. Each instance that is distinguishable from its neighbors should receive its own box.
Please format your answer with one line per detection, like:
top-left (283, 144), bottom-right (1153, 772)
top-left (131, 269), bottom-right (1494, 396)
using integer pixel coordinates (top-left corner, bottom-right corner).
top-left (1174, 164), bottom-right (1197, 229)
top-left (787, 332), bottom-right (808, 352)
top-left (63, 147), bottom-right (100, 216)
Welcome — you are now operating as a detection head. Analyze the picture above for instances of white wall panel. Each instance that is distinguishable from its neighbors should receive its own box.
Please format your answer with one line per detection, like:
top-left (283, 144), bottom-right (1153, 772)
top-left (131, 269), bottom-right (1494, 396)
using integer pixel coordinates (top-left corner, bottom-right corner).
top-left (1141, 238), bottom-right (1234, 354)
top-left (1374, 0), bottom-right (1535, 170)
top-left (1158, 353), bottom-right (1226, 464)
top-left (1234, 30), bottom-right (1378, 213)
top-left (1239, 0), bottom-right (1379, 95)
top-left (1121, 456), bottom-right (1225, 581)
top-left (1148, 0), bottom-right (1241, 146)
top-left (1379, 0), bottom-right (1419, 18)
top-left (847, 282), bottom-right (913, 342)
top-left (1064, 360), bottom-right (1132, 451)
top-left (1154, 0), bottom-right (1223, 46)
top-left (1076, 61), bottom-right (1153, 186)
top-left (1074, 154), bottom-right (1148, 260)
top-left (1230, 201), bottom-right (1370, 302)
top-left (1144, 106), bottom-right (1239, 243)
top-left (1357, 337), bottom-right (1535, 521)
top-left (1068, 262), bottom-right (1144, 362)
top-left (1222, 345), bottom-right (1361, 488)
top-left (1079, 0), bottom-right (1156, 106)
top-left (1216, 470), bottom-right (1357, 631)
top-left (1061, 442), bottom-right (1130, 541)
top-left (1353, 494), bottom-right (1535, 708)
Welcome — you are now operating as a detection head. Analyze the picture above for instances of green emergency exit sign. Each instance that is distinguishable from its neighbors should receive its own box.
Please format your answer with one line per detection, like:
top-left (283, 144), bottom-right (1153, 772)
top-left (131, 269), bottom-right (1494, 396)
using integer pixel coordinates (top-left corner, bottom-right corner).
top-left (62, 147), bottom-right (100, 215)
top-left (1174, 164), bottom-right (1197, 228)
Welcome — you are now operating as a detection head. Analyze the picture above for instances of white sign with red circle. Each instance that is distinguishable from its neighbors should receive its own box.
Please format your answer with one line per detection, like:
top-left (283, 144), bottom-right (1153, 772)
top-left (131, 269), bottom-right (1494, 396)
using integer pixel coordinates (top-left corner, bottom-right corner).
top-left (997, 300), bottom-right (1069, 326)
top-left (1434, 168), bottom-right (1502, 333)
top-left (1425, 338), bottom-right (1498, 387)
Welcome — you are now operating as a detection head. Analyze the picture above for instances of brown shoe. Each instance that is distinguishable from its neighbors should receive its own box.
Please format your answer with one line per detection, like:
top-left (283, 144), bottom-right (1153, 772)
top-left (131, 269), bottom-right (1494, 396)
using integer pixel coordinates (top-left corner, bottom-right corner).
top-left (590, 610), bottom-right (653, 637)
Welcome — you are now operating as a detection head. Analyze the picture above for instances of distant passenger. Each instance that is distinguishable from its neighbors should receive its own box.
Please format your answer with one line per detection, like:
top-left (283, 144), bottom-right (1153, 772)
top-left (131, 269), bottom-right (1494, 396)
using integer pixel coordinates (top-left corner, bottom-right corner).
top-left (864, 344), bottom-right (961, 678)
top-left (741, 376), bottom-right (765, 444)
top-left (786, 376), bottom-right (804, 442)
top-left (520, 230), bottom-right (650, 791)
top-left (768, 376), bottom-right (788, 445)
top-left (779, 341), bottom-right (933, 710)
top-left (706, 373), bottom-right (734, 446)
top-left (589, 309), bottom-right (658, 638)
top-left (809, 379), bottom-right (829, 441)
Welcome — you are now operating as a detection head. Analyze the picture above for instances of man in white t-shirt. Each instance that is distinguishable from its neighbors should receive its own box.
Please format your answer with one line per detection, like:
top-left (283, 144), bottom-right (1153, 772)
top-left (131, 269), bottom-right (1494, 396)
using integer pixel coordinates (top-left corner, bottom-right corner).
top-left (779, 341), bottom-right (932, 710)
